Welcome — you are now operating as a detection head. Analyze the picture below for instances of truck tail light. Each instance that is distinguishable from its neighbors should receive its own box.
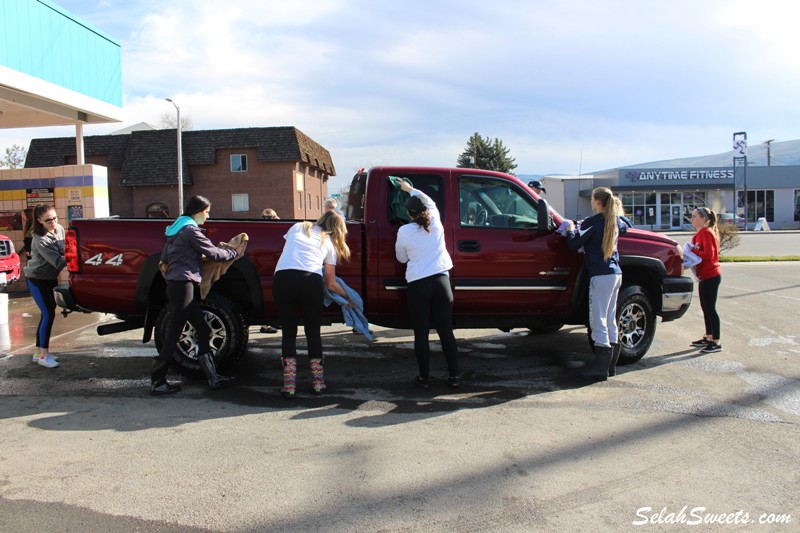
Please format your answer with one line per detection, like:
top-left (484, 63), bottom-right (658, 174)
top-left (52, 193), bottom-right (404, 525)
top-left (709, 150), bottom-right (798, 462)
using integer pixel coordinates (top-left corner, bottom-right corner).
top-left (65, 229), bottom-right (80, 272)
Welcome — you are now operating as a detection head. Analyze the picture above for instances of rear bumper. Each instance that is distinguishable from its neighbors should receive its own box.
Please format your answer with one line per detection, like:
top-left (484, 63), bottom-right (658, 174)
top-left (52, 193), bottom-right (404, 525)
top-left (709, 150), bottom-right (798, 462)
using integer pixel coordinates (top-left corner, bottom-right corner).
top-left (661, 276), bottom-right (693, 321)
top-left (54, 282), bottom-right (91, 312)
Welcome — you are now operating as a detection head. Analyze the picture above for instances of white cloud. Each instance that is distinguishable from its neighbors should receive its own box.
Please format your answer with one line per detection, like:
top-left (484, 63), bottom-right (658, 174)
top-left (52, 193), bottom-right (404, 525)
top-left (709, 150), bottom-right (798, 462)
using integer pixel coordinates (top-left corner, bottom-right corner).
top-left (4, 0), bottom-right (800, 191)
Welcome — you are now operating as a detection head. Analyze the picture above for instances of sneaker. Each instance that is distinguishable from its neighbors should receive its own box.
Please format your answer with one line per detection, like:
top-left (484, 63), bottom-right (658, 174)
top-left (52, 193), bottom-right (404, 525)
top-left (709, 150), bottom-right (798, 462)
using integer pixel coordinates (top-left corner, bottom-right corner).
top-left (413, 376), bottom-right (430, 389)
top-left (33, 353), bottom-right (59, 363)
top-left (690, 338), bottom-right (711, 348)
top-left (260, 325), bottom-right (278, 334)
top-left (447, 376), bottom-right (461, 389)
top-left (150, 381), bottom-right (181, 396)
top-left (37, 354), bottom-right (59, 368)
top-left (700, 341), bottom-right (722, 354)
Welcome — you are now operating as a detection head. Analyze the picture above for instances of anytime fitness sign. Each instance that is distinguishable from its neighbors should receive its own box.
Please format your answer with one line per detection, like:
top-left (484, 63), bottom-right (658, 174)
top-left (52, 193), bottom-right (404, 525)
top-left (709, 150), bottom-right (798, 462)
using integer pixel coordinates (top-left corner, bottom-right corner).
top-left (625, 169), bottom-right (734, 182)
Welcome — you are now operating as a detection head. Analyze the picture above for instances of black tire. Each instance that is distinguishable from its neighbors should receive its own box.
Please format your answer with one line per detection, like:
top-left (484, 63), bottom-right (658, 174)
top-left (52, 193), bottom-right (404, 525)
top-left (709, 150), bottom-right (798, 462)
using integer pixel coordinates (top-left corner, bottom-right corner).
top-left (586, 284), bottom-right (656, 364)
top-left (154, 293), bottom-right (248, 372)
top-left (615, 285), bottom-right (656, 364)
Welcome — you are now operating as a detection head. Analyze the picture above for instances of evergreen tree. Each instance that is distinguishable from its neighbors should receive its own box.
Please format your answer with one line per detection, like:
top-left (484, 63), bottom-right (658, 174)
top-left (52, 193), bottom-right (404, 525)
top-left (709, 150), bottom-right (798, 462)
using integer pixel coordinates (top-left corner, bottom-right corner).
top-left (456, 133), bottom-right (517, 174)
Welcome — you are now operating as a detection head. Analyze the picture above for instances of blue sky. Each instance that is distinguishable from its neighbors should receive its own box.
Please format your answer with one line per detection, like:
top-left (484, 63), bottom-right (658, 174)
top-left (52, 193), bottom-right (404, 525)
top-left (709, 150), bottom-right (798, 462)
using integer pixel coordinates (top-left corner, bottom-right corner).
top-left (4, 0), bottom-right (800, 191)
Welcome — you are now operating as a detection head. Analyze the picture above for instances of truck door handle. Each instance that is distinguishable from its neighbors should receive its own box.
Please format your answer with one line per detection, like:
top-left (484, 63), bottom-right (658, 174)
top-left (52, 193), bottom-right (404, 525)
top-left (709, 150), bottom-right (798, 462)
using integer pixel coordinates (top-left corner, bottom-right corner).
top-left (457, 240), bottom-right (481, 252)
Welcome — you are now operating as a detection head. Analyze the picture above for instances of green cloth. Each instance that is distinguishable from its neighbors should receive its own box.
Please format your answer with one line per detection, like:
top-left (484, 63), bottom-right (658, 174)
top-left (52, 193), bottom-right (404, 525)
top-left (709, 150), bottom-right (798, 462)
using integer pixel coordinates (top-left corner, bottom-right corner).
top-left (388, 176), bottom-right (414, 223)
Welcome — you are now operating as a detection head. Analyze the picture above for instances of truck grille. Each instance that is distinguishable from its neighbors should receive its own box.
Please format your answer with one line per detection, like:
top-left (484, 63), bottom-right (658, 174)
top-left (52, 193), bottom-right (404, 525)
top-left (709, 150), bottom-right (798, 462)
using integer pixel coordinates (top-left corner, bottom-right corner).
top-left (0, 240), bottom-right (10, 257)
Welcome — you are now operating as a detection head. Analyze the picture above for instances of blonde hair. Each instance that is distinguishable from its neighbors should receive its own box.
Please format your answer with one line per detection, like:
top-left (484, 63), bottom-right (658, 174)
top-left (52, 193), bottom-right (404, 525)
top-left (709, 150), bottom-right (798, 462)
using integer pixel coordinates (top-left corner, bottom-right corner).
top-left (302, 211), bottom-right (350, 262)
top-left (592, 187), bottom-right (620, 261)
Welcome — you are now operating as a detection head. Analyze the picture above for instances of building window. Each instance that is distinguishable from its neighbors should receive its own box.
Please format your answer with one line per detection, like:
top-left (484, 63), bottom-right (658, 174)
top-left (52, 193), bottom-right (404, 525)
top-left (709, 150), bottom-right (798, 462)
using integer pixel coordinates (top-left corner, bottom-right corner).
top-left (232, 193), bottom-right (249, 212)
top-left (794, 190), bottom-right (800, 222)
top-left (145, 202), bottom-right (169, 218)
top-left (738, 190), bottom-right (774, 222)
top-left (231, 154), bottom-right (248, 172)
top-left (307, 193), bottom-right (312, 209)
top-left (298, 191), bottom-right (303, 208)
top-left (620, 192), bottom-right (658, 228)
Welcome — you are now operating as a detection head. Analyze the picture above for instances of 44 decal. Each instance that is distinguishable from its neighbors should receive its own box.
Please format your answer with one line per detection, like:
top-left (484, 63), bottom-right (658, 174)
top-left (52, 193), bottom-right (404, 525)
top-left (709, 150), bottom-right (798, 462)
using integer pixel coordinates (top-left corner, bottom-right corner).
top-left (85, 253), bottom-right (124, 266)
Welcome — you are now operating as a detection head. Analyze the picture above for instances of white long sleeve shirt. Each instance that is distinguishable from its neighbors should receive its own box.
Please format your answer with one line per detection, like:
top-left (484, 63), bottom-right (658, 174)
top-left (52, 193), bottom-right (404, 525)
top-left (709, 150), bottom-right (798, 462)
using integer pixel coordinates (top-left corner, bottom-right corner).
top-left (395, 189), bottom-right (453, 283)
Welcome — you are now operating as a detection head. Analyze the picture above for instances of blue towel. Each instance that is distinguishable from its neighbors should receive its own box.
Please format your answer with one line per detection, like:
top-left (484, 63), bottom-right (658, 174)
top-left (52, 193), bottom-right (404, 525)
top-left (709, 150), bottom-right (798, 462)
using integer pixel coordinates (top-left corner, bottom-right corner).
top-left (323, 277), bottom-right (374, 341)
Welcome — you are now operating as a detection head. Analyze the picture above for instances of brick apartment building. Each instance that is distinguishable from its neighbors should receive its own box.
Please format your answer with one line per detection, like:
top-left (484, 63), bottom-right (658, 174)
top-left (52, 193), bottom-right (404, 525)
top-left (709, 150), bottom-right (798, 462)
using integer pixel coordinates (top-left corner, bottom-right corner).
top-left (24, 126), bottom-right (336, 220)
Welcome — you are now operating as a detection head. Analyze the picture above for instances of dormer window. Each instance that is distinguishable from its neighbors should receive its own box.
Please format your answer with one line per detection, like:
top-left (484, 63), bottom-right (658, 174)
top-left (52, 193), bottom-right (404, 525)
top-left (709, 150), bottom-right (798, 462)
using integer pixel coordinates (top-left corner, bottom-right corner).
top-left (231, 154), bottom-right (248, 172)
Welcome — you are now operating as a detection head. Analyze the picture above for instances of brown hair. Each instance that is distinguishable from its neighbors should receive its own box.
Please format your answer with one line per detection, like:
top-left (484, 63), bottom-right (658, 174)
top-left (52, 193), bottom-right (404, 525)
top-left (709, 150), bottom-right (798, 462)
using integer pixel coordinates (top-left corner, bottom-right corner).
top-left (694, 207), bottom-right (720, 244)
top-left (22, 207), bottom-right (34, 237)
top-left (32, 204), bottom-right (57, 236)
top-left (592, 187), bottom-right (620, 261)
top-left (405, 196), bottom-right (431, 233)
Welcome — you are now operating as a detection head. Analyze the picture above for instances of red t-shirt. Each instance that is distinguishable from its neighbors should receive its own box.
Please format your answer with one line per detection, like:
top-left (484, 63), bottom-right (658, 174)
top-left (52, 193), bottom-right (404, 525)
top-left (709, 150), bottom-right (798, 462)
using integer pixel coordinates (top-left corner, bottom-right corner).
top-left (691, 227), bottom-right (721, 280)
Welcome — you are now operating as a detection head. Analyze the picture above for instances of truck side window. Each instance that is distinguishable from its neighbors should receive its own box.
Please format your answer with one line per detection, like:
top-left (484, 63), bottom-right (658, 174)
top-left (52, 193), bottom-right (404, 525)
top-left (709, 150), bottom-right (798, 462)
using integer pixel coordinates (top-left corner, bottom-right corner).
top-left (459, 177), bottom-right (538, 229)
top-left (387, 174), bottom-right (445, 225)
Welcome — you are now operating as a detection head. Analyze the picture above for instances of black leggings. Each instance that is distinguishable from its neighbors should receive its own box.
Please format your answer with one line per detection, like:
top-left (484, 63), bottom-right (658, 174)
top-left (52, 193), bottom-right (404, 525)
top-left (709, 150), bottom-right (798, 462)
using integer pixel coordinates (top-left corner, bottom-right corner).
top-left (407, 273), bottom-right (459, 379)
top-left (698, 274), bottom-right (721, 340)
top-left (272, 269), bottom-right (324, 358)
top-left (158, 281), bottom-right (211, 362)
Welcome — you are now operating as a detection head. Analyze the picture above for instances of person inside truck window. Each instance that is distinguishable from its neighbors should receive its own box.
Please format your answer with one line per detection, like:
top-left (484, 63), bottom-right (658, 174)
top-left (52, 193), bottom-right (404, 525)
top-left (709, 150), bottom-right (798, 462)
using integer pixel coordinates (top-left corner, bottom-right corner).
top-left (273, 210), bottom-right (351, 398)
top-left (24, 204), bottom-right (66, 369)
top-left (395, 179), bottom-right (460, 389)
top-left (563, 187), bottom-right (627, 381)
top-left (151, 195), bottom-right (240, 396)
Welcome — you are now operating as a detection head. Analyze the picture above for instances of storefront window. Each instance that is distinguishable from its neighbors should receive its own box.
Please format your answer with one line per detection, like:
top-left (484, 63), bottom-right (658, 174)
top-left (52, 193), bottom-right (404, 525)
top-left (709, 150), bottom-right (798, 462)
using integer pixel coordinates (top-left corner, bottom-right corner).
top-left (794, 190), bottom-right (800, 222)
top-left (737, 190), bottom-right (774, 222)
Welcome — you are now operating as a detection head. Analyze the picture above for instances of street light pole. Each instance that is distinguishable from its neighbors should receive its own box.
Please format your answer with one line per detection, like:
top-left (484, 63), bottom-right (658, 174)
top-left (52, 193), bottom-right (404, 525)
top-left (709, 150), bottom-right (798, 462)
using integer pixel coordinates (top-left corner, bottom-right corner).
top-left (165, 98), bottom-right (184, 214)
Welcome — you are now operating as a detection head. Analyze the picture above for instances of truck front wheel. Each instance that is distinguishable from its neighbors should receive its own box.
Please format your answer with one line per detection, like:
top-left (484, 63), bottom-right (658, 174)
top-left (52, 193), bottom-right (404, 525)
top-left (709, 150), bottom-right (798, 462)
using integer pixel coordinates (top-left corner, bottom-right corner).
top-left (615, 284), bottom-right (656, 364)
top-left (154, 293), bottom-right (248, 372)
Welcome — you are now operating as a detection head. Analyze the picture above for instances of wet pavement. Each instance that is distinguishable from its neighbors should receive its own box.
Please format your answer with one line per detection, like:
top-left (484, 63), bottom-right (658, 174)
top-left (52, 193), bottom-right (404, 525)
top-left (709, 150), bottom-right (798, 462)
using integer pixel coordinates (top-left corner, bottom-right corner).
top-left (1, 263), bottom-right (798, 531)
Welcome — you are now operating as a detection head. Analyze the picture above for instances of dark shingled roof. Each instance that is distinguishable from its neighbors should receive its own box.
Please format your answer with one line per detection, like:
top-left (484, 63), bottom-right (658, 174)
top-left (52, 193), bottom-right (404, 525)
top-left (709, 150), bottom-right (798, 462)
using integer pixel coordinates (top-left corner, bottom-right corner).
top-left (26, 134), bottom-right (130, 168)
top-left (24, 126), bottom-right (336, 187)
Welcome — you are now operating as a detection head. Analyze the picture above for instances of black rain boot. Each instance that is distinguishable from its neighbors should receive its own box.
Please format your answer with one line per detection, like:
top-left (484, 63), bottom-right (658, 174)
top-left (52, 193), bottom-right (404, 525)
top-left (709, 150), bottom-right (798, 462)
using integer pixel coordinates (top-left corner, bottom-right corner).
top-left (579, 346), bottom-right (613, 381)
top-left (609, 343), bottom-right (621, 377)
top-left (150, 358), bottom-right (181, 396)
top-left (198, 352), bottom-right (236, 390)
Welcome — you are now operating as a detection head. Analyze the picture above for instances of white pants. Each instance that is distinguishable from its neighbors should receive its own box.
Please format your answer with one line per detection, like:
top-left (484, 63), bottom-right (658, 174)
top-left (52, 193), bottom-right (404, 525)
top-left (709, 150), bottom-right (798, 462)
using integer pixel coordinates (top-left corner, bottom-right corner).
top-left (589, 273), bottom-right (622, 348)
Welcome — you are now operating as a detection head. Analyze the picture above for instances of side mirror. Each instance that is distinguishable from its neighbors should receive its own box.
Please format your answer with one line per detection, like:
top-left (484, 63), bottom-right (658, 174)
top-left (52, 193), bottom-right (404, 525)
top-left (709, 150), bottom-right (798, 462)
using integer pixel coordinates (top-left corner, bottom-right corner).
top-left (536, 198), bottom-right (554, 231)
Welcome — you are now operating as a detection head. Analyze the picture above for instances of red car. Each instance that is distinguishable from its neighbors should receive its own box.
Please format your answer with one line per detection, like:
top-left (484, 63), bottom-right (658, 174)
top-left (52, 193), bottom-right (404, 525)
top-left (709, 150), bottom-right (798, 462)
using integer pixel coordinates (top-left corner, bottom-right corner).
top-left (0, 234), bottom-right (21, 289)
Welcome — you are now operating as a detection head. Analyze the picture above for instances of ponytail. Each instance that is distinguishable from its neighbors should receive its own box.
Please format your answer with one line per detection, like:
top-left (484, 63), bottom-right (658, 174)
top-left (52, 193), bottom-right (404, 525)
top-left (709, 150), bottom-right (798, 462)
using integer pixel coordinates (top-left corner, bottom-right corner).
top-left (592, 187), bottom-right (619, 261)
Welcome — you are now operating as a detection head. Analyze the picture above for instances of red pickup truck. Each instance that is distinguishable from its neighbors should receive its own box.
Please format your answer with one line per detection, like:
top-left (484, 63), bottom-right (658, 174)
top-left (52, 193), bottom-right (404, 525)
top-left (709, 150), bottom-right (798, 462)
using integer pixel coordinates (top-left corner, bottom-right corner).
top-left (55, 166), bottom-right (692, 370)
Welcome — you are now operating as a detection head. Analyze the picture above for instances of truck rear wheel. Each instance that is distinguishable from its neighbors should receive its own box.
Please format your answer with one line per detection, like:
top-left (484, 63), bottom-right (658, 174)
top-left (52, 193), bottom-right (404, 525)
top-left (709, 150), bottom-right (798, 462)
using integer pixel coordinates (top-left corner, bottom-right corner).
top-left (154, 293), bottom-right (248, 372)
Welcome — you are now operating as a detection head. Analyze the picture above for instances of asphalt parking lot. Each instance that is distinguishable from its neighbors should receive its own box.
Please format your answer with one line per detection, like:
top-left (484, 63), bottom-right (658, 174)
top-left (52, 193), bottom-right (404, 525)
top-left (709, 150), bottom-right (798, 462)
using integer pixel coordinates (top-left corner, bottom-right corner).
top-left (1, 261), bottom-right (798, 532)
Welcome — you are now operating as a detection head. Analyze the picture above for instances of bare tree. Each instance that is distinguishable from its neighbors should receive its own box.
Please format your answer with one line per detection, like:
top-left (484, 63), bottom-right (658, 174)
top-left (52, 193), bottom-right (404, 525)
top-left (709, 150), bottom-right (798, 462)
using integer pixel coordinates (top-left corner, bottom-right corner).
top-left (158, 112), bottom-right (193, 131)
top-left (0, 144), bottom-right (27, 169)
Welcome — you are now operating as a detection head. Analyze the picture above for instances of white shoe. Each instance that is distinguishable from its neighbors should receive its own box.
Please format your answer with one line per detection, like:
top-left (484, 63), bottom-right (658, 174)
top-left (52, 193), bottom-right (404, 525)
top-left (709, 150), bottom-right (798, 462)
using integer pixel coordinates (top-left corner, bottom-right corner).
top-left (32, 353), bottom-right (59, 363)
top-left (38, 354), bottom-right (60, 368)
top-left (32, 353), bottom-right (40, 363)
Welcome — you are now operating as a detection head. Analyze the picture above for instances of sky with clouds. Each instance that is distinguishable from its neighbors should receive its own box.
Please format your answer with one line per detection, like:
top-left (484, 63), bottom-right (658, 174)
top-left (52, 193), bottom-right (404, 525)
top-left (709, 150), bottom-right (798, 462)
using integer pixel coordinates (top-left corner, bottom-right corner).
top-left (3, 0), bottom-right (800, 191)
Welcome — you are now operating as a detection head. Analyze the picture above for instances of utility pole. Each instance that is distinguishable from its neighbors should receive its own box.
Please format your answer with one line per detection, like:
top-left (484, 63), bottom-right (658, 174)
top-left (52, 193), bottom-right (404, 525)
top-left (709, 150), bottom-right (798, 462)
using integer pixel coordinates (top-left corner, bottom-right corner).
top-left (165, 98), bottom-right (184, 214)
top-left (763, 139), bottom-right (775, 166)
